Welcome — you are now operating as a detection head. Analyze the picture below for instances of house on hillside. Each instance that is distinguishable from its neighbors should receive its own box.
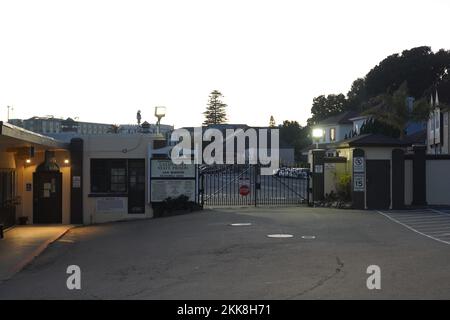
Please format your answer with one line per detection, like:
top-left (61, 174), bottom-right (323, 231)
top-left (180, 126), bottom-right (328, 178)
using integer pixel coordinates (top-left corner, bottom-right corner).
top-left (427, 91), bottom-right (449, 154)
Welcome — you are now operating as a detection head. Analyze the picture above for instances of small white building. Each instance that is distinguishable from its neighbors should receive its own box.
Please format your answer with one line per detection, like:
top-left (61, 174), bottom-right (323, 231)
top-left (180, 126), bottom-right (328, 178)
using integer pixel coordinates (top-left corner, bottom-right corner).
top-left (312, 111), bottom-right (358, 144)
top-left (427, 91), bottom-right (449, 155)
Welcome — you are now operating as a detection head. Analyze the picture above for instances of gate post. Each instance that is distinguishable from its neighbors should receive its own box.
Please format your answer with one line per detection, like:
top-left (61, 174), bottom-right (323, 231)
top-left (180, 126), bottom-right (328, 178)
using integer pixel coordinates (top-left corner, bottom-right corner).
top-left (392, 148), bottom-right (405, 209)
top-left (312, 149), bottom-right (325, 204)
top-left (412, 145), bottom-right (427, 206)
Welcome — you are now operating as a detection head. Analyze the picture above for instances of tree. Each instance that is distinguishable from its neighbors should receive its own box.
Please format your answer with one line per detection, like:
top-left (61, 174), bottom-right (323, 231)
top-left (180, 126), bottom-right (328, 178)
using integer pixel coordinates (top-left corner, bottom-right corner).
top-left (362, 82), bottom-right (430, 139)
top-left (269, 115), bottom-right (276, 127)
top-left (279, 120), bottom-right (311, 161)
top-left (203, 90), bottom-right (228, 125)
top-left (107, 124), bottom-right (120, 134)
top-left (307, 94), bottom-right (348, 125)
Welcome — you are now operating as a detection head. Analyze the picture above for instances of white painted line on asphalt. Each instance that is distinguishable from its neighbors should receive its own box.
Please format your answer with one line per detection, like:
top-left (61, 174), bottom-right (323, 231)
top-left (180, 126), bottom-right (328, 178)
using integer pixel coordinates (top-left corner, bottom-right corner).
top-left (430, 208), bottom-right (450, 216)
top-left (398, 220), bottom-right (450, 226)
top-left (388, 217), bottom-right (450, 223)
top-left (301, 235), bottom-right (316, 239)
top-left (230, 223), bottom-right (252, 226)
top-left (267, 234), bottom-right (294, 238)
top-left (377, 211), bottom-right (450, 245)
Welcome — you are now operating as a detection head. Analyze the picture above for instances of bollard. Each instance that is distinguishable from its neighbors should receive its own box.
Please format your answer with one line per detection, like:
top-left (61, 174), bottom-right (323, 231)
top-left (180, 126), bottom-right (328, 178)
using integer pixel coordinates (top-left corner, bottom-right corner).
top-left (0, 224), bottom-right (4, 239)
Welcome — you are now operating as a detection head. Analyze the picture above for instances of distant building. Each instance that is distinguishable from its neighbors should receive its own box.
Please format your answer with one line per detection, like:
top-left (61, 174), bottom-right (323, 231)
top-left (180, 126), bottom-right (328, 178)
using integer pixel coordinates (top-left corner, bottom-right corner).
top-left (8, 116), bottom-right (111, 135)
top-left (312, 111), bottom-right (359, 145)
top-left (427, 91), bottom-right (449, 154)
top-left (8, 116), bottom-right (174, 142)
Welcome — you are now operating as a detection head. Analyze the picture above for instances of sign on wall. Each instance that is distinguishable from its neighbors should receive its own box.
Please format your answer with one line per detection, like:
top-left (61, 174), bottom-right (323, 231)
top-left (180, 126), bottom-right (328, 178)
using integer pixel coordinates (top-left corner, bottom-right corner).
top-left (151, 160), bottom-right (195, 178)
top-left (96, 198), bottom-right (126, 213)
top-left (150, 179), bottom-right (196, 202)
top-left (149, 158), bottom-right (197, 203)
top-left (314, 164), bottom-right (323, 173)
top-left (353, 173), bottom-right (365, 192)
top-left (353, 157), bottom-right (365, 173)
top-left (72, 176), bottom-right (81, 188)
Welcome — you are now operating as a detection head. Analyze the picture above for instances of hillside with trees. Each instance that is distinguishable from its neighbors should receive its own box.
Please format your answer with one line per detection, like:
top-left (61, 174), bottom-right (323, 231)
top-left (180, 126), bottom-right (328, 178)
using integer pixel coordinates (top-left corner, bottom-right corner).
top-left (308, 46), bottom-right (450, 127)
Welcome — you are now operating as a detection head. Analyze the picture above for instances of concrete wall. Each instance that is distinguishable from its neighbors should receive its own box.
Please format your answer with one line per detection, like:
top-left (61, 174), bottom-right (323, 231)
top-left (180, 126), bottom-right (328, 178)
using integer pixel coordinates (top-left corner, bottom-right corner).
top-left (82, 134), bottom-right (159, 224)
top-left (0, 152), bottom-right (16, 169)
top-left (426, 159), bottom-right (450, 205)
top-left (404, 159), bottom-right (413, 206)
top-left (14, 150), bottom-right (71, 224)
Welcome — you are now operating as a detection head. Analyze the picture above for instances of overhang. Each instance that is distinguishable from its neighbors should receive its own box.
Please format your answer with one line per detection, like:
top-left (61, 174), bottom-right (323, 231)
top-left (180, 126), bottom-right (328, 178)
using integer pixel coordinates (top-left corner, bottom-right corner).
top-left (0, 121), bottom-right (69, 152)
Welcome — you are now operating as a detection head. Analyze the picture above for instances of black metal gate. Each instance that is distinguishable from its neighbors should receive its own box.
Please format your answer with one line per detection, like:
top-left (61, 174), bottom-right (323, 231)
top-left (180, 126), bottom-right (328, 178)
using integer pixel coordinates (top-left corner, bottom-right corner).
top-left (199, 164), bottom-right (309, 207)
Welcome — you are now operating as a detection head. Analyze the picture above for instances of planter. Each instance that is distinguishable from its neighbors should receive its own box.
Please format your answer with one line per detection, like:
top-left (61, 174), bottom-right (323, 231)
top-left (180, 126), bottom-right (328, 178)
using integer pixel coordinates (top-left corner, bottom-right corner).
top-left (18, 216), bottom-right (28, 225)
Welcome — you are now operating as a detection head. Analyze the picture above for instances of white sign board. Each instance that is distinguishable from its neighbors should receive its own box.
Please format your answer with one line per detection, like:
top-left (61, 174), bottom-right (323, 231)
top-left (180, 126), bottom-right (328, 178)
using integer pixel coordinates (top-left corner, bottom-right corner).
top-left (151, 160), bottom-right (195, 178)
top-left (353, 173), bottom-right (365, 192)
top-left (324, 163), bottom-right (335, 170)
top-left (314, 165), bottom-right (323, 173)
top-left (96, 198), bottom-right (126, 213)
top-left (150, 179), bottom-right (196, 202)
top-left (72, 176), bottom-right (81, 188)
top-left (353, 157), bottom-right (365, 173)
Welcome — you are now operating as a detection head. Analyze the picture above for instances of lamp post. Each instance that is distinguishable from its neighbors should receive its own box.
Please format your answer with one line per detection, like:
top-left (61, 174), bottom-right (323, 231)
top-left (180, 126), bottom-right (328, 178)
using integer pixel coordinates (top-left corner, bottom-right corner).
top-left (154, 106), bottom-right (166, 135)
top-left (312, 128), bottom-right (324, 149)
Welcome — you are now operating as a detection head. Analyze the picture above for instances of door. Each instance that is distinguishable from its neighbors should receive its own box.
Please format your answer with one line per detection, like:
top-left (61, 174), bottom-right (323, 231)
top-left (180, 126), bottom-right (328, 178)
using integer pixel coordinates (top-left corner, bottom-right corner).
top-left (33, 172), bottom-right (62, 223)
top-left (128, 159), bottom-right (145, 214)
top-left (366, 160), bottom-right (390, 209)
top-left (0, 170), bottom-right (16, 227)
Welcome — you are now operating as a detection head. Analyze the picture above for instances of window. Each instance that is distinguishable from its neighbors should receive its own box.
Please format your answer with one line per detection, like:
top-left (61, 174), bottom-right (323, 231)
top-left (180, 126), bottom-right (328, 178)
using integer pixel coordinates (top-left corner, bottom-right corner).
top-left (91, 159), bottom-right (127, 193)
top-left (330, 128), bottom-right (336, 142)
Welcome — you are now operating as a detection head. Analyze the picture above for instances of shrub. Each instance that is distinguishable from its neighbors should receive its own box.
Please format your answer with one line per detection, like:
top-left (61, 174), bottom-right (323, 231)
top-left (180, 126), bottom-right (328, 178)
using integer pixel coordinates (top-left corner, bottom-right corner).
top-left (336, 173), bottom-right (352, 202)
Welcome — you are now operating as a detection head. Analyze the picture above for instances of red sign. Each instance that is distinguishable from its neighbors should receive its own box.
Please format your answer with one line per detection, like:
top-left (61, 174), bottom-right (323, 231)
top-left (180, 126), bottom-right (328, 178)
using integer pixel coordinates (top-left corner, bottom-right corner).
top-left (239, 185), bottom-right (250, 196)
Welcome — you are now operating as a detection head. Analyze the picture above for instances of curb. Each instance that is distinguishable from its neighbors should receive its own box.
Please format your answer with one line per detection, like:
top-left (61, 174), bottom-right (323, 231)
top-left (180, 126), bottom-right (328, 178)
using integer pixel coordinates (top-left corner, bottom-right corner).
top-left (6, 226), bottom-right (76, 280)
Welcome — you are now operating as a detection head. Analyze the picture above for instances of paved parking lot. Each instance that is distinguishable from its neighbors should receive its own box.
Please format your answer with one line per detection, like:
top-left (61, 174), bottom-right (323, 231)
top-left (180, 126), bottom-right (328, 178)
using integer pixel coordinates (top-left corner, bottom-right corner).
top-left (377, 208), bottom-right (450, 245)
top-left (1, 206), bottom-right (450, 299)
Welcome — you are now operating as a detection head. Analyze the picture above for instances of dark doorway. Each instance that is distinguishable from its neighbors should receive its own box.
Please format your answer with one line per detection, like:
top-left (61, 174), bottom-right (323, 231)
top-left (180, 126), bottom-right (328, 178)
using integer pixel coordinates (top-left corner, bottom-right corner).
top-left (366, 160), bottom-right (390, 210)
top-left (128, 159), bottom-right (145, 214)
top-left (0, 170), bottom-right (16, 227)
top-left (33, 171), bottom-right (62, 224)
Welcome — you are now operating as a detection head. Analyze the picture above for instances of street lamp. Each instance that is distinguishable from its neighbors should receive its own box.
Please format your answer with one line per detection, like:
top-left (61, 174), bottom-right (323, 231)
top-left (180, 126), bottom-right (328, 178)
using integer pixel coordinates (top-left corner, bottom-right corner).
top-left (154, 106), bottom-right (166, 135)
top-left (312, 128), bottom-right (324, 149)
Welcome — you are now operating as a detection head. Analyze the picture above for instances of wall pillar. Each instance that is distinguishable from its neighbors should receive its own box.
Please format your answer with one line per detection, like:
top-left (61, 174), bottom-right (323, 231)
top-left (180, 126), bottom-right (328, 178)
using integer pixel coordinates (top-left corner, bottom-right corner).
top-left (392, 148), bottom-right (405, 209)
top-left (70, 138), bottom-right (83, 224)
top-left (412, 145), bottom-right (427, 206)
top-left (312, 150), bottom-right (325, 203)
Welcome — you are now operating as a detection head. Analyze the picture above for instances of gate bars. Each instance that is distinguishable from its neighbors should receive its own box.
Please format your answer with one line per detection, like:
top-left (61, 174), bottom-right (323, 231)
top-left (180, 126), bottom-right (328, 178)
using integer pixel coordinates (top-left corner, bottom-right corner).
top-left (199, 164), bottom-right (309, 207)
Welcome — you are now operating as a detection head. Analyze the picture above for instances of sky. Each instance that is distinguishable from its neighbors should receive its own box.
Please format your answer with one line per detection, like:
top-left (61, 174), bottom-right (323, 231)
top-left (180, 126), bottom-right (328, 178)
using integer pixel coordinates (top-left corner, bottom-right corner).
top-left (1, 0), bottom-right (449, 128)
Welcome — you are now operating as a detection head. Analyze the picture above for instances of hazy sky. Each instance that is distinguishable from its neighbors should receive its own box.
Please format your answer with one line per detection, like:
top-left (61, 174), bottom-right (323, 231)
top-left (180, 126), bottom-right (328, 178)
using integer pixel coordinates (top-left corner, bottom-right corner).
top-left (1, 0), bottom-right (449, 128)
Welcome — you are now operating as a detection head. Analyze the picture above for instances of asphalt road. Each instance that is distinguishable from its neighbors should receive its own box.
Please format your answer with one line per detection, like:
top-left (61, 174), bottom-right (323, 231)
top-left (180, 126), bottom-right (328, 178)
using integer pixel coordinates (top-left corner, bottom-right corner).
top-left (1, 206), bottom-right (450, 299)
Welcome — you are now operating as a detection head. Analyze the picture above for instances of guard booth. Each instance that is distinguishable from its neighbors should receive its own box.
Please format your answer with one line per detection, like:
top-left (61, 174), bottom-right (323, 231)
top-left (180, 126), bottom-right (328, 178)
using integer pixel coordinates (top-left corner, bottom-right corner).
top-left (0, 121), bottom-right (73, 226)
top-left (310, 134), bottom-right (410, 210)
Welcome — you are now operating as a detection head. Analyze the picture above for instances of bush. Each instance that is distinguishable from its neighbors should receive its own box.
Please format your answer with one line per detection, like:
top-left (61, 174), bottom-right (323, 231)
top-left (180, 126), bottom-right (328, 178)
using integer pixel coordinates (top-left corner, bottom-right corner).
top-left (152, 195), bottom-right (202, 218)
top-left (336, 173), bottom-right (352, 202)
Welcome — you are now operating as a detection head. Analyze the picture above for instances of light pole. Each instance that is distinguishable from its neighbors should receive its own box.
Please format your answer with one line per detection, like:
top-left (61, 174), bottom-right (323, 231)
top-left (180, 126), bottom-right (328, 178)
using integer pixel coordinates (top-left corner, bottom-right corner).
top-left (7, 105), bottom-right (13, 121)
top-left (312, 128), bottom-right (324, 149)
top-left (154, 106), bottom-right (166, 135)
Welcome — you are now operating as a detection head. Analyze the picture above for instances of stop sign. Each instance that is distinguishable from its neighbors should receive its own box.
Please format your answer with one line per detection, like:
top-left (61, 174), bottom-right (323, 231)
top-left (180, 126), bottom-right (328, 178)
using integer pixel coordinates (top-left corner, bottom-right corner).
top-left (239, 185), bottom-right (250, 196)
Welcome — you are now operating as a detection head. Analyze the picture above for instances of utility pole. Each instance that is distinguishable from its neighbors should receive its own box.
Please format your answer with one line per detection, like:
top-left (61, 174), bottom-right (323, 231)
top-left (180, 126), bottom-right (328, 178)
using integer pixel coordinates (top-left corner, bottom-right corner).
top-left (7, 105), bottom-right (13, 121)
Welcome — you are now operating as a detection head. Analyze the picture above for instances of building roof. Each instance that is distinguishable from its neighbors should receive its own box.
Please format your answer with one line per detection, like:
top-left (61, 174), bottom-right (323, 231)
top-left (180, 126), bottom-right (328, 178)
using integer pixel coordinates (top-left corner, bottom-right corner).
top-left (314, 110), bottom-right (359, 126)
top-left (330, 133), bottom-right (409, 148)
top-left (403, 129), bottom-right (427, 145)
top-left (0, 121), bottom-right (68, 150)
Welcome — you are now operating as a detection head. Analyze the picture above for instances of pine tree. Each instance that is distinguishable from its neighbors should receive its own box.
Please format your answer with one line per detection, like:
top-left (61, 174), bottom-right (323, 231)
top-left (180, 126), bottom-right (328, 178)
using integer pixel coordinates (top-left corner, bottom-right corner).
top-left (203, 90), bottom-right (228, 125)
top-left (269, 115), bottom-right (276, 127)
